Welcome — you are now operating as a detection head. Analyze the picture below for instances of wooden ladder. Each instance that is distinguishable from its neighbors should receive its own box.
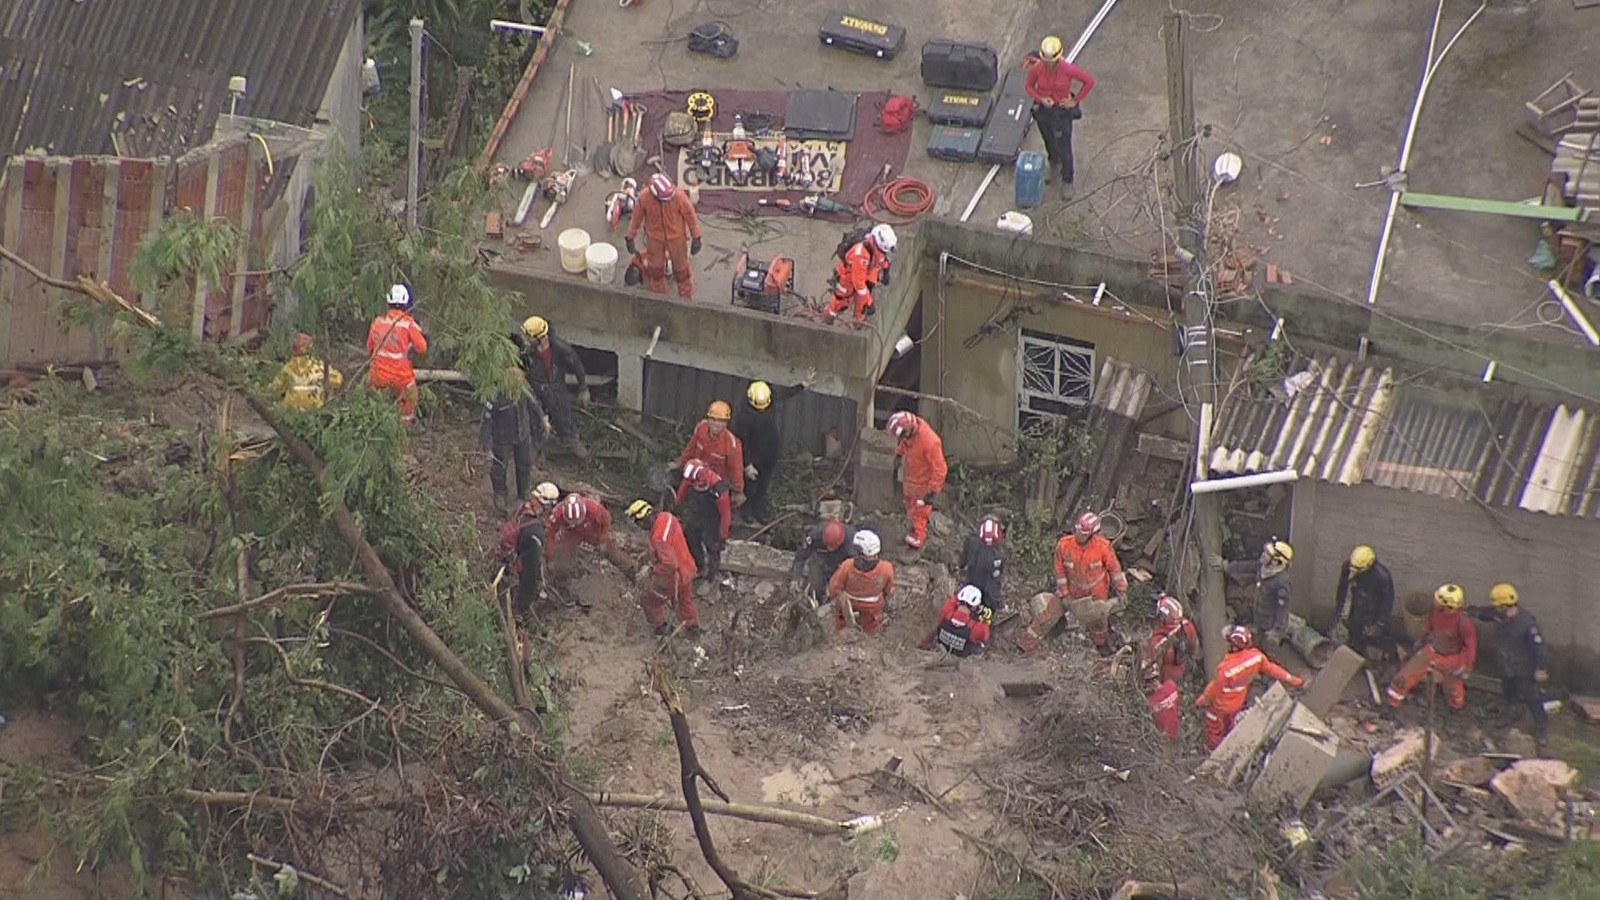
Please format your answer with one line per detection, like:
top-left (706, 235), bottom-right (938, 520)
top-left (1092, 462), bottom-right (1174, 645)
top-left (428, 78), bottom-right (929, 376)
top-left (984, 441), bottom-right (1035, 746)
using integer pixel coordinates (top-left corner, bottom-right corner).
top-left (1527, 73), bottom-right (1593, 137)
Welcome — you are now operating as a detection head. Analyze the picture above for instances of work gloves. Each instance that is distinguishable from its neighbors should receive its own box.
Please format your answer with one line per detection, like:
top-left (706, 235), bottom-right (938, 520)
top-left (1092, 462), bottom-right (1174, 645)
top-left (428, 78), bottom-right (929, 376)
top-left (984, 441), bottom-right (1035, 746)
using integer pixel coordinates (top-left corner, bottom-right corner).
top-left (691, 237), bottom-right (703, 255)
top-left (879, 267), bottom-right (891, 286)
top-left (625, 236), bottom-right (638, 255)
top-left (921, 492), bottom-right (937, 507)
top-left (730, 491), bottom-right (746, 509)
top-left (744, 464), bottom-right (759, 481)
top-left (577, 388), bottom-right (591, 408)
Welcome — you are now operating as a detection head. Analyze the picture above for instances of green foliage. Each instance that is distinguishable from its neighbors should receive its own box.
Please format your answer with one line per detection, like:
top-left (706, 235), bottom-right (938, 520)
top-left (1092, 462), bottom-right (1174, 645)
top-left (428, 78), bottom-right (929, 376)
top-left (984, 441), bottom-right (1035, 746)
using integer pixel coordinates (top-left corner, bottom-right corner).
top-left (128, 212), bottom-right (241, 331)
top-left (1346, 838), bottom-right (1600, 900)
top-left (1247, 340), bottom-right (1290, 395)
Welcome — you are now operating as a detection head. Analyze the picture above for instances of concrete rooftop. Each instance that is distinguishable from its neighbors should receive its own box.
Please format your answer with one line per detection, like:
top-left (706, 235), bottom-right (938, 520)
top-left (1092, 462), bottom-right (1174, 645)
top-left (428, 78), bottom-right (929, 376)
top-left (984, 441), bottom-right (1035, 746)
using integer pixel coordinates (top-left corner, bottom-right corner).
top-left (487, 0), bottom-right (1600, 349)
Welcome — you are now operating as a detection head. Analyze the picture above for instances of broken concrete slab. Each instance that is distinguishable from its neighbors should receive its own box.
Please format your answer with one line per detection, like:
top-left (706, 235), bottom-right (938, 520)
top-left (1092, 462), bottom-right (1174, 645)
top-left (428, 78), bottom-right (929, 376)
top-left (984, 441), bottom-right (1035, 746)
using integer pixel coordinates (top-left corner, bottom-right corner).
top-left (1299, 645), bottom-right (1366, 719)
top-left (1491, 759), bottom-right (1578, 828)
top-left (1371, 728), bottom-right (1435, 790)
top-left (1439, 756), bottom-right (1499, 788)
top-left (721, 540), bottom-right (793, 580)
top-left (1250, 703), bottom-right (1340, 811)
top-left (1571, 695), bottom-right (1600, 722)
top-left (1198, 683), bottom-right (1296, 787)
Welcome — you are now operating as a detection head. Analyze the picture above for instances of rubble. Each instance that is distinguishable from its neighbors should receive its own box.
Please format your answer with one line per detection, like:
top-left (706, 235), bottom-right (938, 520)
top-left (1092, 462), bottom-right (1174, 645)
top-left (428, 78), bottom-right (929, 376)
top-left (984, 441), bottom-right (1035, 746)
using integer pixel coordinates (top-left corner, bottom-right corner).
top-left (1299, 645), bottom-right (1366, 718)
top-left (721, 540), bottom-right (793, 579)
top-left (1250, 704), bottom-right (1340, 811)
top-left (1198, 683), bottom-right (1296, 787)
top-left (1490, 759), bottom-right (1578, 833)
top-left (1370, 728), bottom-right (1433, 790)
top-left (1439, 755), bottom-right (1498, 788)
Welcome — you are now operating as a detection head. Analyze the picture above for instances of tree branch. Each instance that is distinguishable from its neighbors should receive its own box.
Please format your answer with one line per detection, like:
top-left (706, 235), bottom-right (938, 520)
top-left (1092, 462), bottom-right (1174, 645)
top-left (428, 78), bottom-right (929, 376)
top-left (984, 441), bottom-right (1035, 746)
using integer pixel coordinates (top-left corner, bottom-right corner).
top-left (0, 241), bottom-right (159, 326)
top-left (198, 581), bottom-right (380, 620)
top-left (588, 792), bottom-right (852, 837)
top-left (247, 853), bottom-right (350, 898)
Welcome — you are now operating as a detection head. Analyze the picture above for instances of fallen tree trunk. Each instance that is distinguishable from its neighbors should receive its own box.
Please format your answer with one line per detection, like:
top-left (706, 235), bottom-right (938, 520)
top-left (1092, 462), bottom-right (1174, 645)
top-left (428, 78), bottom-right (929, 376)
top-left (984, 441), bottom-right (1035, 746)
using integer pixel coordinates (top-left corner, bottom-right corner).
top-left (589, 791), bottom-right (856, 837)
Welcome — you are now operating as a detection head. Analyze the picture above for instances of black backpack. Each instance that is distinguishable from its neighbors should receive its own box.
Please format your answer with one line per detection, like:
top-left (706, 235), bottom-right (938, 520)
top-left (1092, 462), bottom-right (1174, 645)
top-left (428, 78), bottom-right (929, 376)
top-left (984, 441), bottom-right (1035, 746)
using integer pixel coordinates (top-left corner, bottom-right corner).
top-left (833, 226), bottom-right (871, 262)
top-left (688, 23), bottom-right (739, 59)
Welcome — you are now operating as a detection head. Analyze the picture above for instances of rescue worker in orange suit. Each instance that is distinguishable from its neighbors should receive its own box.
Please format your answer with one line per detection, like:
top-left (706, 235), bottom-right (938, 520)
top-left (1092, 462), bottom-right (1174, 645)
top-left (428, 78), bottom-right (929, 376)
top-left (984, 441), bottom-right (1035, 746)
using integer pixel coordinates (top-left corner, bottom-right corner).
top-left (1468, 583), bottom-right (1550, 756)
top-left (789, 518), bottom-right (856, 600)
top-left (366, 284), bottom-right (428, 425)
top-left (674, 460), bottom-right (732, 579)
top-left (1018, 512), bottom-right (1128, 656)
top-left (498, 482), bottom-right (562, 617)
top-left (626, 173), bottom-right (702, 299)
top-left (958, 515), bottom-right (1007, 615)
top-left (518, 316), bottom-right (588, 460)
top-left (824, 224), bottom-right (897, 325)
top-left (675, 400), bottom-right (747, 507)
top-left (1142, 659), bottom-right (1181, 744)
top-left (918, 585), bottom-right (993, 657)
top-left (1197, 625), bottom-right (1304, 750)
top-left (731, 376), bottom-right (810, 524)
top-left (268, 332), bottom-right (344, 411)
top-left (828, 530), bottom-right (895, 634)
top-left (1386, 583), bottom-right (1478, 712)
top-left (626, 500), bottom-right (700, 637)
top-left (545, 492), bottom-right (632, 585)
top-left (1220, 539), bottom-right (1295, 644)
top-left (1025, 35), bottom-right (1095, 188)
top-left (1146, 593), bottom-right (1199, 684)
top-left (885, 410), bottom-right (947, 550)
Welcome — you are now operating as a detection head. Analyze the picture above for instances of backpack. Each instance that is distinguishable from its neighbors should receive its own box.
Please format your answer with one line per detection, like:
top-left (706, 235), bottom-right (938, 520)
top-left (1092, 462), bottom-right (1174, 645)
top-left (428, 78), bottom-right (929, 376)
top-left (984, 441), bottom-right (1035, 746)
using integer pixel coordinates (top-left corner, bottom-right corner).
top-left (878, 95), bottom-right (916, 134)
top-left (688, 22), bottom-right (739, 59)
top-left (833, 226), bottom-right (871, 262)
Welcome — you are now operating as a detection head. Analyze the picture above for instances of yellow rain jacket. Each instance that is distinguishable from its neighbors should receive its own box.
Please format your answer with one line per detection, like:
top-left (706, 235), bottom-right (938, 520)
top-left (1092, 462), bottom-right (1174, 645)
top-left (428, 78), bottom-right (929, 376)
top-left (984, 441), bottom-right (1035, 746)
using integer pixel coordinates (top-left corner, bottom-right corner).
top-left (269, 355), bottom-right (344, 411)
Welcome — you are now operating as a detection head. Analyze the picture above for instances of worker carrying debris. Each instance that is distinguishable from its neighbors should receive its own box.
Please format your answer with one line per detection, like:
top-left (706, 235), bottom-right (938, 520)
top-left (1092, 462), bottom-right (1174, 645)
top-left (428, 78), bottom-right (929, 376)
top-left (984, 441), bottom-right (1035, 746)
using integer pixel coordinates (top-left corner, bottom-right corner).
top-left (790, 518), bottom-right (857, 600)
top-left (498, 482), bottom-right (562, 617)
top-left (885, 411), bottom-right (947, 549)
top-left (269, 332), bottom-right (344, 411)
top-left (626, 173), bottom-right (702, 299)
top-left (627, 500), bottom-right (700, 637)
top-left (1219, 539), bottom-right (1295, 644)
top-left (675, 400), bottom-right (747, 505)
top-left (1331, 544), bottom-right (1396, 658)
top-left (1018, 512), bottom-right (1128, 656)
top-left (958, 515), bottom-right (1007, 614)
top-left (731, 375), bottom-right (810, 524)
top-left (518, 316), bottom-right (589, 460)
top-left (823, 223), bottom-right (897, 325)
top-left (828, 530), bottom-right (895, 634)
top-left (1197, 625), bottom-right (1304, 750)
top-left (1025, 36), bottom-right (1095, 188)
top-left (1145, 593), bottom-right (1198, 683)
top-left (366, 284), bottom-right (428, 425)
top-left (481, 369), bottom-right (548, 516)
top-left (675, 459), bottom-right (733, 579)
top-left (918, 584), bottom-right (992, 657)
top-left (1142, 659), bottom-right (1181, 743)
top-left (1468, 583), bottom-right (1549, 755)
top-left (1386, 583), bottom-right (1477, 712)
top-left (545, 491), bottom-right (633, 585)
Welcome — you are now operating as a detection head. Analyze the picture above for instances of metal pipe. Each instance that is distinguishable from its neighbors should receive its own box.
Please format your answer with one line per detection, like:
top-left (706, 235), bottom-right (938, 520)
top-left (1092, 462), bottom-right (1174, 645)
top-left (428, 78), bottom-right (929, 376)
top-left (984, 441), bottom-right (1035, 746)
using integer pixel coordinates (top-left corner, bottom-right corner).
top-left (1190, 468), bottom-right (1299, 494)
top-left (490, 19), bottom-right (548, 35)
top-left (1550, 280), bottom-right (1600, 346)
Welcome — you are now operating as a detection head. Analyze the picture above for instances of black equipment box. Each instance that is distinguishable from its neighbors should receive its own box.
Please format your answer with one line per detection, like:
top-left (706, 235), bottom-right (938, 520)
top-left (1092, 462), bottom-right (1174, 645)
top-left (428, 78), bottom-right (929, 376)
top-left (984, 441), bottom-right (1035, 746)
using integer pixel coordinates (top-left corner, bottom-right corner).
top-left (785, 90), bottom-right (859, 141)
top-left (978, 67), bottom-right (1033, 164)
top-left (926, 90), bottom-right (992, 128)
top-left (926, 125), bottom-right (982, 162)
top-left (819, 11), bottom-right (906, 59)
top-left (920, 40), bottom-right (999, 91)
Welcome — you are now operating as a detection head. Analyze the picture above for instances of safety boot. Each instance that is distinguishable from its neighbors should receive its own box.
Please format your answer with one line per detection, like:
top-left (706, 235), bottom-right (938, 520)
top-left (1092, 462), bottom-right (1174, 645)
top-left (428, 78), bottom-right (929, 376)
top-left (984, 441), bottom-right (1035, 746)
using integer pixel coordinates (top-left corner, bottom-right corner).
top-left (491, 490), bottom-right (508, 518)
top-left (565, 437), bottom-right (589, 461)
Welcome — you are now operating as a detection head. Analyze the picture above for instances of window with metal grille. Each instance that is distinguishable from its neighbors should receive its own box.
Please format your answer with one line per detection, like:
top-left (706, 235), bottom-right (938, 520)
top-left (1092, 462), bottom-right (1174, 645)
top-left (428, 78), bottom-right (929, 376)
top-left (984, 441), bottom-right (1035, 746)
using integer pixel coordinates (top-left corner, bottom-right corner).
top-left (1017, 329), bottom-right (1094, 421)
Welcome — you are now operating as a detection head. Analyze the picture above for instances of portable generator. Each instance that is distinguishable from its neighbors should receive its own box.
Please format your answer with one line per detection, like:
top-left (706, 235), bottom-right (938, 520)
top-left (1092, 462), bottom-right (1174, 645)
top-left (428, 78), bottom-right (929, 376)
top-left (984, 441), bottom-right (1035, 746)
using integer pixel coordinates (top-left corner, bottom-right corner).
top-left (731, 250), bottom-right (793, 314)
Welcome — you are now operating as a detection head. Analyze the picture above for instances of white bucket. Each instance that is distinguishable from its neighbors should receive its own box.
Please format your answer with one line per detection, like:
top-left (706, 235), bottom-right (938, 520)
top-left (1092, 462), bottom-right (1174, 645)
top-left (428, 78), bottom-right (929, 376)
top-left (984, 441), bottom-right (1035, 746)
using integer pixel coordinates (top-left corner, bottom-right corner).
top-left (586, 242), bottom-right (619, 284)
top-left (558, 228), bottom-right (591, 274)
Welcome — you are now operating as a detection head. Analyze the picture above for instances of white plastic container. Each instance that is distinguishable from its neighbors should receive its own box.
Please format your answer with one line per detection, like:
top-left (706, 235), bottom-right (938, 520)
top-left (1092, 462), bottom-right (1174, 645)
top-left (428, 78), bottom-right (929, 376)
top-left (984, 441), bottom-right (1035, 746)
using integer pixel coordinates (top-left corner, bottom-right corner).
top-left (997, 211), bottom-right (1034, 236)
top-left (558, 228), bottom-right (591, 274)
top-left (585, 242), bottom-right (619, 284)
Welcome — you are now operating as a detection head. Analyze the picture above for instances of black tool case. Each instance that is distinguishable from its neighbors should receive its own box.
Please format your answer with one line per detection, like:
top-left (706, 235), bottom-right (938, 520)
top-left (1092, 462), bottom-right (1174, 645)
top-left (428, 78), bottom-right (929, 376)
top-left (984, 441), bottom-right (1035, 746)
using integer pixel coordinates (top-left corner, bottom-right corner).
top-left (977, 67), bottom-right (1032, 164)
top-left (926, 125), bottom-right (983, 162)
top-left (819, 11), bottom-right (906, 59)
top-left (920, 40), bottom-right (999, 91)
top-left (926, 90), bottom-right (993, 127)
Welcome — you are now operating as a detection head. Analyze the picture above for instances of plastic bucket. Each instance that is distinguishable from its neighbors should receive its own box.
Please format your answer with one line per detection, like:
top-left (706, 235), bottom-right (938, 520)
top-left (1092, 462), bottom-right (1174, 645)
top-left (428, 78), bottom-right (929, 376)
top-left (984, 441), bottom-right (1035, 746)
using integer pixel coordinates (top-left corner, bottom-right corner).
top-left (586, 242), bottom-right (619, 284)
top-left (558, 228), bottom-right (591, 274)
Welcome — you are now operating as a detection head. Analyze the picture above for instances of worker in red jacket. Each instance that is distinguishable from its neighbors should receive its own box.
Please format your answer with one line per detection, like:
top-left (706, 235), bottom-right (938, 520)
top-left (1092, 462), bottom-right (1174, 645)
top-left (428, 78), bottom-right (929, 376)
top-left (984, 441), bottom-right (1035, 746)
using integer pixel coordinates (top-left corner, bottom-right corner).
top-left (1025, 35), bottom-right (1095, 188)
top-left (1018, 511), bottom-right (1128, 655)
top-left (886, 410), bottom-right (947, 550)
top-left (1386, 584), bottom-right (1478, 711)
top-left (366, 284), bottom-right (428, 425)
top-left (675, 400), bottom-right (746, 504)
top-left (1146, 593), bottom-right (1199, 683)
top-left (1197, 626), bottom-right (1304, 749)
top-left (824, 224), bottom-right (896, 325)
top-left (675, 460), bottom-right (732, 578)
top-left (918, 585), bottom-right (992, 657)
top-left (1142, 660), bottom-right (1181, 743)
top-left (626, 499), bottom-right (699, 636)
top-left (626, 173), bottom-right (702, 298)
top-left (545, 492), bottom-right (632, 584)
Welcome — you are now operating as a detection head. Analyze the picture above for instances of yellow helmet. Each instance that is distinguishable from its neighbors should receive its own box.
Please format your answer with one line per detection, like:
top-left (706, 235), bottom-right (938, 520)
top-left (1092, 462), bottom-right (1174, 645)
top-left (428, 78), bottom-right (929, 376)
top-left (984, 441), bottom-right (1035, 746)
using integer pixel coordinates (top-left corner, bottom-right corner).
top-left (1264, 540), bottom-right (1293, 565)
top-left (626, 499), bottom-right (654, 523)
top-left (1490, 583), bottom-right (1518, 607)
top-left (747, 381), bottom-right (772, 410)
top-left (521, 315), bottom-right (549, 341)
top-left (706, 400), bottom-right (732, 421)
top-left (1434, 584), bottom-right (1465, 610)
top-left (1348, 545), bottom-right (1375, 572)
top-left (1040, 35), bottom-right (1064, 61)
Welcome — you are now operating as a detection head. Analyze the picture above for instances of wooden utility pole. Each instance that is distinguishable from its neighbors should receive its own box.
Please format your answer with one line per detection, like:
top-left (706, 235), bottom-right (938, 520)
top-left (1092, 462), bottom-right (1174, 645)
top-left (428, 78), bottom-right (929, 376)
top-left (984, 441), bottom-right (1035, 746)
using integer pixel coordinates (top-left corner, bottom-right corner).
top-left (1165, 12), bottom-right (1230, 673)
top-left (406, 18), bottom-right (425, 230)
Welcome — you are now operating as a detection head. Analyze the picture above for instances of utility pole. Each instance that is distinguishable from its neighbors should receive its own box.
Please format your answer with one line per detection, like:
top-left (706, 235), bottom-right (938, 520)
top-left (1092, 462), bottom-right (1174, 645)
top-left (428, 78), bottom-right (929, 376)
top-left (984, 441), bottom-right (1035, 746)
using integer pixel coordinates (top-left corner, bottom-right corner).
top-left (406, 17), bottom-right (425, 230)
top-left (1165, 12), bottom-right (1230, 674)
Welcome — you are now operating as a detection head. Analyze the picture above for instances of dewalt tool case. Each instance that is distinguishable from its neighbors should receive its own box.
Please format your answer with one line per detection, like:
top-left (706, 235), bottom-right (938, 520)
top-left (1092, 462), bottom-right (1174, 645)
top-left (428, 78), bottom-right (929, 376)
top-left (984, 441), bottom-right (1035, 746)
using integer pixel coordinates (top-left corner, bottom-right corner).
top-left (819, 11), bottom-right (906, 59)
top-left (926, 90), bottom-right (992, 128)
top-left (920, 40), bottom-right (998, 91)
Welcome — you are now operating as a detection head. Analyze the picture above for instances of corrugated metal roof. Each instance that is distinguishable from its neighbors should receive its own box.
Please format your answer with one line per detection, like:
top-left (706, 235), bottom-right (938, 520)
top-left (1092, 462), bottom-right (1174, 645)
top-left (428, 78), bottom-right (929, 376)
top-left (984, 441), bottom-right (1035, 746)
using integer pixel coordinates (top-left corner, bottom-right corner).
top-left (1092, 356), bottom-right (1152, 420)
top-left (0, 0), bottom-right (358, 158)
top-left (642, 358), bottom-right (859, 457)
top-left (1208, 353), bottom-right (1600, 519)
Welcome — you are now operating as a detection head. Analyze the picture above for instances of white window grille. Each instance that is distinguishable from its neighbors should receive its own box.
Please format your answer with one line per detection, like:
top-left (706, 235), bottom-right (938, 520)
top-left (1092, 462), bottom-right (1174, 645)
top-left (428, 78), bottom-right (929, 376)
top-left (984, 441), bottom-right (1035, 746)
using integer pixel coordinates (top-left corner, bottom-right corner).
top-left (1017, 329), bottom-right (1094, 421)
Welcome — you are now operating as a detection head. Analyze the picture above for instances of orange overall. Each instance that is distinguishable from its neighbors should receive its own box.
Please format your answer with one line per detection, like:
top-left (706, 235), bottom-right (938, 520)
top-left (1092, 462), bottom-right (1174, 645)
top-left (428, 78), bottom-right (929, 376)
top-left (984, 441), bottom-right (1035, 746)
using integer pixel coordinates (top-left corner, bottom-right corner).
top-left (627, 190), bottom-right (701, 298)
top-left (824, 240), bottom-right (889, 321)
top-left (642, 512), bottom-right (699, 630)
top-left (366, 309), bottom-right (427, 424)
top-left (1386, 608), bottom-right (1476, 711)
top-left (676, 421), bottom-right (747, 493)
top-left (1197, 648), bottom-right (1303, 749)
top-left (828, 558), bottom-right (895, 634)
top-left (1017, 533), bottom-right (1128, 652)
top-left (895, 416), bottom-right (947, 548)
top-left (545, 497), bottom-right (632, 578)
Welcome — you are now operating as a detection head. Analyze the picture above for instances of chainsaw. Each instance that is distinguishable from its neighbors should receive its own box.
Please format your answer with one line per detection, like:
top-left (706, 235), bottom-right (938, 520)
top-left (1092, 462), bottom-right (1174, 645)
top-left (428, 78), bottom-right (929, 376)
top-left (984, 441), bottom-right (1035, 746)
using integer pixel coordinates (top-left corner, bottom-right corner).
top-left (516, 148), bottom-right (553, 182)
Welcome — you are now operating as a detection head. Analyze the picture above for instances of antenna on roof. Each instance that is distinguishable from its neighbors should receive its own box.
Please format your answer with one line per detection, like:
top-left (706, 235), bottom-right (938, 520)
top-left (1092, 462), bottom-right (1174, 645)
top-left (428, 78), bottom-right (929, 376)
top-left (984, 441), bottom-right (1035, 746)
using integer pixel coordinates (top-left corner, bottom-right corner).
top-left (227, 75), bottom-right (248, 117)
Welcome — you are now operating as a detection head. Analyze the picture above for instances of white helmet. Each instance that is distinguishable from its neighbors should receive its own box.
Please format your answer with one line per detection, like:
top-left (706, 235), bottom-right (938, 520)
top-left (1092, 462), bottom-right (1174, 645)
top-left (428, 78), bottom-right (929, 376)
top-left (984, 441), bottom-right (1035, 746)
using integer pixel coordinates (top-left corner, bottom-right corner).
top-left (870, 223), bottom-right (897, 254)
top-left (852, 529), bottom-right (881, 558)
top-left (957, 585), bottom-right (983, 609)
top-left (388, 283), bottom-right (412, 308)
top-left (532, 482), bottom-right (560, 504)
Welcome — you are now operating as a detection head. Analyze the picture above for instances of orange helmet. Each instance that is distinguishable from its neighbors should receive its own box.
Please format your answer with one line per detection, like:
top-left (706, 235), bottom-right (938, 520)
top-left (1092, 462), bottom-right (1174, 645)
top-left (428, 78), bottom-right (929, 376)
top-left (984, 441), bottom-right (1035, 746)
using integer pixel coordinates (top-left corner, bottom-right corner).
top-left (706, 400), bottom-right (732, 421)
top-left (291, 332), bottom-right (314, 355)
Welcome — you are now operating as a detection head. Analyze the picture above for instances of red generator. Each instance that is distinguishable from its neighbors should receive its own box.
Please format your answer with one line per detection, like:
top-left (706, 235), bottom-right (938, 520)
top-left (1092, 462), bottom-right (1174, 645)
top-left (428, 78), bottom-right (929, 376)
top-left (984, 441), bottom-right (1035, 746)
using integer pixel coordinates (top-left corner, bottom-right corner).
top-left (731, 251), bottom-right (793, 314)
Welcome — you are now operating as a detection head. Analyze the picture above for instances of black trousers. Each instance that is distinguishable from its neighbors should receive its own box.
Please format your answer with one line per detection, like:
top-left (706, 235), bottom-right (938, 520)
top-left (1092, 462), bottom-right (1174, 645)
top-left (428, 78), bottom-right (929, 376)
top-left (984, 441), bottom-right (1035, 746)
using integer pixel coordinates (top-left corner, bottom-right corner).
top-left (743, 456), bottom-right (778, 521)
top-left (1502, 673), bottom-right (1549, 741)
top-left (1346, 607), bottom-right (1388, 657)
top-left (1032, 105), bottom-right (1078, 181)
top-left (534, 382), bottom-right (578, 443)
top-left (490, 437), bottom-right (533, 501)
top-left (683, 517), bottom-right (723, 577)
top-left (971, 581), bottom-right (1004, 615)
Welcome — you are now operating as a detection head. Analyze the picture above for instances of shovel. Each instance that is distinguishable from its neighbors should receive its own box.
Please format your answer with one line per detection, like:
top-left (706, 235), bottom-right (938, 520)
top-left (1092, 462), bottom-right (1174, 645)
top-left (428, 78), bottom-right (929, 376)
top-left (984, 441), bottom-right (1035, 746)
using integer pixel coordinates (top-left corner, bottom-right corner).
top-left (611, 101), bottom-right (647, 176)
top-left (591, 80), bottom-right (616, 175)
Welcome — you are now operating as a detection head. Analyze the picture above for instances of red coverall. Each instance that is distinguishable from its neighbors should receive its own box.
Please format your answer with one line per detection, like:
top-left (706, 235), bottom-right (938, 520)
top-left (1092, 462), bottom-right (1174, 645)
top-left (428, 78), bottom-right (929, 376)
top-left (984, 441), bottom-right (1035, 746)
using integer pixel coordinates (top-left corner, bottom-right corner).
top-left (927, 596), bottom-right (992, 656)
top-left (824, 240), bottom-right (889, 322)
top-left (1147, 617), bottom-right (1199, 682)
top-left (1147, 679), bottom-right (1180, 742)
top-left (1016, 533), bottom-right (1128, 652)
top-left (1197, 648), bottom-right (1304, 749)
top-left (1386, 608), bottom-right (1477, 711)
top-left (676, 421), bottom-right (746, 493)
top-left (627, 190), bottom-right (701, 298)
top-left (545, 497), bottom-right (631, 576)
top-left (366, 309), bottom-right (427, 424)
top-left (641, 512), bottom-right (698, 630)
top-left (894, 416), bottom-right (947, 548)
top-left (828, 558), bottom-right (895, 634)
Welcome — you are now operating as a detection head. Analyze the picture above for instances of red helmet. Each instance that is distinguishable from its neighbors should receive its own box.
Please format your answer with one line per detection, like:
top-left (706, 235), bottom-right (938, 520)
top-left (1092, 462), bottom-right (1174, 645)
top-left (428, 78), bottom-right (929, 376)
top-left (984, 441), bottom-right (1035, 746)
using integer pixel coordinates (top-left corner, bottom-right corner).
top-left (1226, 625), bottom-right (1253, 650)
top-left (683, 459), bottom-right (716, 491)
top-left (558, 494), bottom-right (587, 525)
top-left (291, 332), bottom-right (314, 355)
top-left (649, 173), bottom-right (676, 201)
top-left (1156, 594), bottom-right (1183, 624)
top-left (822, 520), bottom-right (847, 551)
top-left (1074, 512), bottom-right (1101, 538)
top-left (886, 410), bottom-right (917, 438)
top-left (978, 516), bottom-right (1003, 546)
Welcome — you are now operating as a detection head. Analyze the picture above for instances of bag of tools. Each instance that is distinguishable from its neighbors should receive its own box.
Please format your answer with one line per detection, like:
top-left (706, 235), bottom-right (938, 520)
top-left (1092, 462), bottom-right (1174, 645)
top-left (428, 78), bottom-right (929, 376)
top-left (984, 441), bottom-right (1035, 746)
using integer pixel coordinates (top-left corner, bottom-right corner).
top-left (662, 112), bottom-right (697, 148)
top-left (688, 22), bottom-right (739, 58)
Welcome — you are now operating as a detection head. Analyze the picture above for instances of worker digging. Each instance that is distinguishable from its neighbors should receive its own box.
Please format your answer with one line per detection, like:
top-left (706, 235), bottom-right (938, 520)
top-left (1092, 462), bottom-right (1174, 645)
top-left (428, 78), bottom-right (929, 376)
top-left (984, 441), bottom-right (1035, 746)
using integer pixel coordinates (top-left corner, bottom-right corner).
top-left (919, 584), bottom-right (993, 657)
top-left (1017, 511), bottom-right (1128, 656)
top-left (627, 499), bottom-right (700, 637)
top-left (828, 529), bottom-right (895, 634)
top-left (1386, 583), bottom-right (1478, 713)
top-left (1197, 625), bottom-right (1304, 750)
top-left (518, 316), bottom-right (590, 460)
top-left (674, 459), bottom-right (733, 581)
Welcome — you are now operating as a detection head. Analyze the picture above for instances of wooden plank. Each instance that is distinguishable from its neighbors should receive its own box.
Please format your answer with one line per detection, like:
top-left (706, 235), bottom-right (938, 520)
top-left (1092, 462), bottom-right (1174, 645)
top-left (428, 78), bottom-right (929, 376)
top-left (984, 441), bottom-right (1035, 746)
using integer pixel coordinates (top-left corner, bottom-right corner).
top-left (0, 161), bottom-right (21, 365)
top-left (194, 151), bottom-right (222, 340)
top-left (231, 144), bottom-right (258, 340)
top-left (1400, 191), bottom-right (1589, 222)
top-left (1137, 431), bottom-right (1192, 462)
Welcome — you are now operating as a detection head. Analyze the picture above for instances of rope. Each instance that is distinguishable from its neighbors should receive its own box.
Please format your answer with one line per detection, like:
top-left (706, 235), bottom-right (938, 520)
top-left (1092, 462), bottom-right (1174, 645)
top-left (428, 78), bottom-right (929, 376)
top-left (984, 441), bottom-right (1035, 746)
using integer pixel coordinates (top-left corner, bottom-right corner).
top-left (862, 177), bottom-right (935, 223)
